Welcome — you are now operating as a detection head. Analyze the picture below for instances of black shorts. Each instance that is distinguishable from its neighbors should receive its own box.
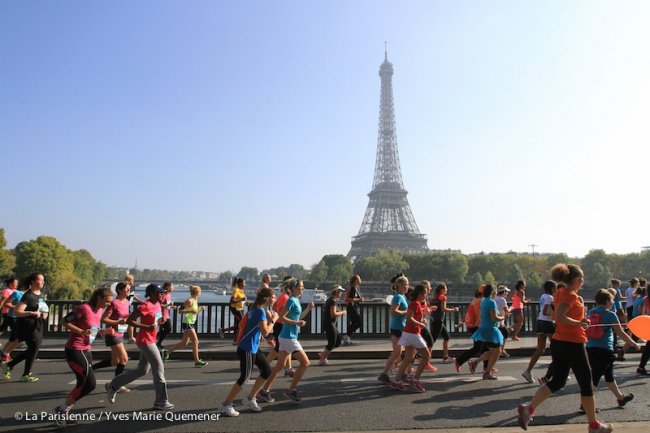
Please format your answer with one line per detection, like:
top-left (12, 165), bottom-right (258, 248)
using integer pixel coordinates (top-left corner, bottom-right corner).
top-left (536, 320), bottom-right (555, 335)
top-left (390, 329), bottom-right (403, 338)
top-left (182, 322), bottom-right (195, 332)
top-left (587, 346), bottom-right (616, 385)
top-left (104, 335), bottom-right (124, 347)
top-left (498, 326), bottom-right (509, 340)
top-left (481, 341), bottom-right (500, 349)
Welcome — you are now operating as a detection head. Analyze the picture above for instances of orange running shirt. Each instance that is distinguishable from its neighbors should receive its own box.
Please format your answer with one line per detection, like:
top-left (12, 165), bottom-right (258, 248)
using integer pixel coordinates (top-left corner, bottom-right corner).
top-left (552, 288), bottom-right (587, 344)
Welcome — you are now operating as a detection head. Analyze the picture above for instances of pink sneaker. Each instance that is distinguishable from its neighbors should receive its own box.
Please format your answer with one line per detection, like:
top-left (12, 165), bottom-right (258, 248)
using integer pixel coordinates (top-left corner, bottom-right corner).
top-left (408, 378), bottom-right (426, 393)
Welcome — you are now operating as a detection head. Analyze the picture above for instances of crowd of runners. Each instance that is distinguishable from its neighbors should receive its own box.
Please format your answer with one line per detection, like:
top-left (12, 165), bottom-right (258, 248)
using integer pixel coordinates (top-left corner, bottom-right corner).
top-left (1, 265), bottom-right (649, 432)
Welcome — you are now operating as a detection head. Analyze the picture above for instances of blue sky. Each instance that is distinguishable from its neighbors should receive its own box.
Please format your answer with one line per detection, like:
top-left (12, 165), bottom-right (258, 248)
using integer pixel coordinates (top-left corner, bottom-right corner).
top-left (2, 1), bottom-right (650, 273)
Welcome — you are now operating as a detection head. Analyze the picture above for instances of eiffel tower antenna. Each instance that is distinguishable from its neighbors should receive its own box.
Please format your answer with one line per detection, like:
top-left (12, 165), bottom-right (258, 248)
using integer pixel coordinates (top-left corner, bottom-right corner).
top-left (348, 48), bottom-right (428, 260)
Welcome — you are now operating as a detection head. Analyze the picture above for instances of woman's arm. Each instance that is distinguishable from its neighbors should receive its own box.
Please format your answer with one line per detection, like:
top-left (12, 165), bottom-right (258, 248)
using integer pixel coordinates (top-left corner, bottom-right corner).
top-left (331, 304), bottom-right (346, 318)
top-left (126, 309), bottom-right (151, 330)
top-left (13, 302), bottom-right (39, 318)
top-left (555, 302), bottom-right (587, 328)
top-left (300, 302), bottom-right (314, 320)
top-left (390, 303), bottom-right (407, 316)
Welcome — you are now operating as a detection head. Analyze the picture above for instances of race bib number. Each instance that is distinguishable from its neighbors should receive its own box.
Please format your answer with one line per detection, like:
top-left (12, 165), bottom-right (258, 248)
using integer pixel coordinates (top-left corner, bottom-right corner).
top-left (89, 326), bottom-right (99, 344)
top-left (154, 312), bottom-right (163, 326)
top-left (117, 323), bottom-right (128, 334)
top-left (38, 300), bottom-right (49, 313)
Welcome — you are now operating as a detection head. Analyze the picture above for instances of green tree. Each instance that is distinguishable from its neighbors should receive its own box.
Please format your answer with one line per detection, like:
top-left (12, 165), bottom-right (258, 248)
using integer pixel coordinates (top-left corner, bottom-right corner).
top-left (238, 266), bottom-right (259, 281)
top-left (14, 236), bottom-right (74, 297)
top-left (468, 271), bottom-right (483, 287)
top-left (309, 261), bottom-right (328, 285)
top-left (0, 228), bottom-right (16, 277)
top-left (586, 262), bottom-right (612, 290)
top-left (526, 272), bottom-right (543, 299)
top-left (446, 254), bottom-right (469, 284)
top-left (507, 264), bottom-right (525, 285)
top-left (218, 270), bottom-right (233, 282)
top-left (485, 271), bottom-right (496, 287)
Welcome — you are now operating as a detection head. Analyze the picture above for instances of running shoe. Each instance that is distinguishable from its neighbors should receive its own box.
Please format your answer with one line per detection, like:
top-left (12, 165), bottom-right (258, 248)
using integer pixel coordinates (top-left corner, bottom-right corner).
top-left (284, 367), bottom-right (296, 377)
top-left (105, 382), bottom-right (118, 404)
top-left (482, 371), bottom-right (497, 380)
top-left (424, 363), bottom-right (437, 372)
top-left (468, 360), bottom-right (477, 375)
top-left (2, 352), bottom-right (10, 363)
top-left (242, 396), bottom-right (262, 412)
top-left (521, 370), bottom-right (534, 384)
top-left (218, 328), bottom-right (225, 340)
top-left (152, 401), bottom-right (175, 411)
top-left (219, 404), bottom-right (239, 417)
top-left (454, 361), bottom-right (461, 374)
top-left (162, 350), bottom-right (169, 362)
top-left (517, 404), bottom-right (533, 430)
top-left (617, 393), bottom-right (634, 407)
top-left (257, 389), bottom-right (275, 403)
top-left (19, 373), bottom-right (38, 382)
top-left (483, 367), bottom-right (498, 373)
top-left (118, 386), bottom-right (130, 393)
top-left (195, 359), bottom-right (208, 367)
top-left (587, 421), bottom-right (613, 433)
top-left (637, 367), bottom-right (648, 376)
top-left (500, 351), bottom-right (511, 358)
top-left (3, 364), bottom-right (10, 380)
top-left (389, 380), bottom-right (407, 391)
top-left (377, 372), bottom-right (391, 384)
top-left (442, 356), bottom-right (455, 363)
top-left (53, 405), bottom-right (77, 428)
top-left (512, 336), bottom-right (521, 341)
top-left (318, 358), bottom-right (330, 366)
top-left (284, 388), bottom-right (301, 402)
top-left (127, 338), bottom-right (136, 344)
top-left (408, 378), bottom-right (426, 393)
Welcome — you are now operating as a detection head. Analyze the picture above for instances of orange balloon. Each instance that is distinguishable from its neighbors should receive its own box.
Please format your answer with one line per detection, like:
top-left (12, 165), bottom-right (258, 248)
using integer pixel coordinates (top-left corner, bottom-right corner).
top-left (627, 315), bottom-right (650, 341)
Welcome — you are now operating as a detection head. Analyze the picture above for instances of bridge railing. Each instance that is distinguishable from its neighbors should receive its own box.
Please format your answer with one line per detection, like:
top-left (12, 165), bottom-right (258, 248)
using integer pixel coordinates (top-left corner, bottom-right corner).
top-left (42, 300), bottom-right (596, 338)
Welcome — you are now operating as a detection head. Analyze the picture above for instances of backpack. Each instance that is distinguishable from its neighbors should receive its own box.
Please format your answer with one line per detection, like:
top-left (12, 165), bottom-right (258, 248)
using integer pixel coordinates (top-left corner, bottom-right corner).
top-left (464, 303), bottom-right (478, 327)
top-left (586, 309), bottom-right (605, 339)
top-left (235, 312), bottom-right (250, 345)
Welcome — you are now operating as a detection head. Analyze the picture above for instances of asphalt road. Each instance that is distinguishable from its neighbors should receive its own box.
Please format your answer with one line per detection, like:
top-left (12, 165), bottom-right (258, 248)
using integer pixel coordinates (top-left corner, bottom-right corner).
top-left (0, 354), bottom-right (649, 433)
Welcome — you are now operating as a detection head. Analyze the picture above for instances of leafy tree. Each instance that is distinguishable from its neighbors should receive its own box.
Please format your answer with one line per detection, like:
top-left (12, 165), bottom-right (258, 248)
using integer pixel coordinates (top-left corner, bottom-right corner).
top-left (309, 261), bottom-right (328, 286)
top-left (446, 254), bottom-right (469, 284)
top-left (14, 236), bottom-right (74, 297)
top-left (0, 228), bottom-right (15, 277)
top-left (546, 253), bottom-right (570, 267)
top-left (287, 264), bottom-right (308, 279)
top-left (468, 271), bottom-right (483, 287)
top-left (526, 272), bottom-right (543, 299)
top-left (485, 271), bottom-right (496, 287)
top-left (586, 262), bottom-right (612, 290)
top-left (238, 266), bottom-right (259, 282)
top-left (507, 264), bottom-right (525, 285)
top-left (218, 270), bottom-right (233, 282)
top-left (328, 263), bottom-right (351, 285)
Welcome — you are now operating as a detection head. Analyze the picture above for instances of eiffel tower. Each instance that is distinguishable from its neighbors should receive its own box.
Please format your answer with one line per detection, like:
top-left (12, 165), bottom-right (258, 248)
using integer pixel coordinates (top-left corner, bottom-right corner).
top-left (348, 48), bottom-right (429, 260)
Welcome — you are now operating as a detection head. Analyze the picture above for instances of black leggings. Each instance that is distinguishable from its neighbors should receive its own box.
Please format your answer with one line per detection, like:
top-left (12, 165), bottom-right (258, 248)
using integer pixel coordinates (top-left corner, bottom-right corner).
top-left (0, 314), bottom-right (13, 333)
top-left (324, 323), bottom-right (342, 351)
top-left (639, 341), bottom-right (650, 370)
top-left (8, 328), bottom-right (42, 375)
top-left (431, 319), bottom-right (450, 342)
top-left (346, 306), bottom-right (361, 337)
top-left (272, 322), bottom-right (283, 353)
top-left (65, 348), bottom-right (96, 401)
top-left (547, 339), bottom-right (593, 396)
top-left (157, 319), bottom-right (172, 346)
top-left (421, 325), bottom-right (434, 348)
top-left (236, 348), bottom-right (270, 386)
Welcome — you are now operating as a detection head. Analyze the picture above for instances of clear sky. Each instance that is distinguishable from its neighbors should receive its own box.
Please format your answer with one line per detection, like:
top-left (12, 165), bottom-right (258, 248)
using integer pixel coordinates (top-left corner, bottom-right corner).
top-left (2, 1), bottom-right (649, 273)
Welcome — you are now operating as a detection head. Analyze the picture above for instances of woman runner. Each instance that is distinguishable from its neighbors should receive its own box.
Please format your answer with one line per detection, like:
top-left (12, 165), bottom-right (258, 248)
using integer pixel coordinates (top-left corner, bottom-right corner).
top-left (378, 274), bottom-right (409, 384)
top-left (517, 263), bottom-right (613, 433)
top-left (318, 285), bottom-right (347, 366)
top-left (522, 280), bottom-right (557, 383)
top-left (3, 272), bottom-right (47, 382)
top-left (163, 285), bottom-right (208, 367)
top-left (106, 284), bottom-right (174, 411)
top-left (53, 288), bottom-right (115, 427)
top-left (219, 287), bottom-right (278, 416)
top-left (91, 282), bottom-right (131, 393)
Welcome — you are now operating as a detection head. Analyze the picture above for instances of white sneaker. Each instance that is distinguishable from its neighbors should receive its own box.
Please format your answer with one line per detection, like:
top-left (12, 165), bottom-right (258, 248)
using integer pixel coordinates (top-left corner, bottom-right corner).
top-left (588, 421), bottom-right (613, 433)
top-left (521, 370), bottom-right (534, 384)
top-left (220, 404), bottom-right (240, 417)
top-left (319, 358), bottom-right (330, 366)
top-left (242, 396), bottom-right (261, 412)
